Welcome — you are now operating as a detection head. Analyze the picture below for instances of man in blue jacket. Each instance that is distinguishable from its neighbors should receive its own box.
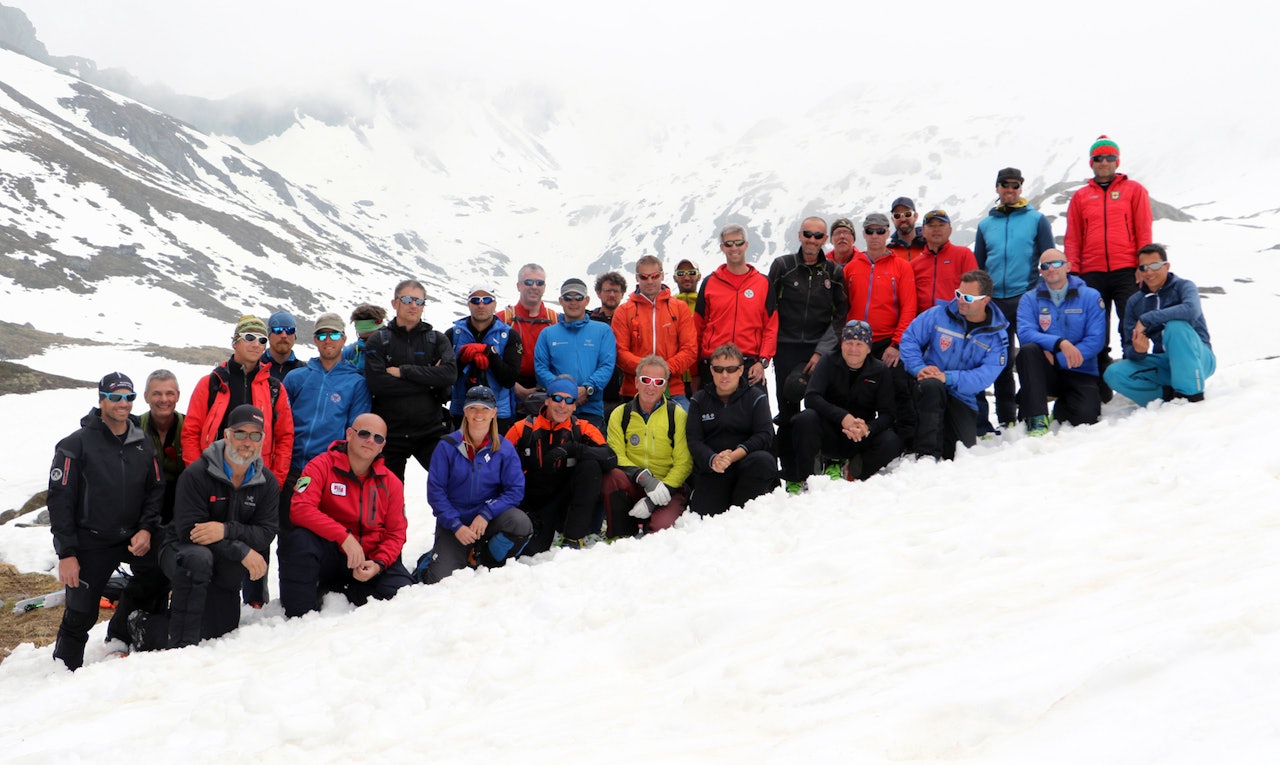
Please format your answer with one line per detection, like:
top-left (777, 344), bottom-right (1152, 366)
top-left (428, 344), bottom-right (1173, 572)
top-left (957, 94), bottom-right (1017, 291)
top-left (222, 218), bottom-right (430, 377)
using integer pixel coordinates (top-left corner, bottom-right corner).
top-left (1104, 244), bottom-right (1215, 405)
top-left (900, 270), bottom-right (1008, 460)
top-left (447, 283), bottom-right (522, 433)
top-left (974, 167), bottom-right (1056, 429)
top-left (534, 278), bottom-right (617, 429)
top-left (1016, 250), bottom-right (1107, 433)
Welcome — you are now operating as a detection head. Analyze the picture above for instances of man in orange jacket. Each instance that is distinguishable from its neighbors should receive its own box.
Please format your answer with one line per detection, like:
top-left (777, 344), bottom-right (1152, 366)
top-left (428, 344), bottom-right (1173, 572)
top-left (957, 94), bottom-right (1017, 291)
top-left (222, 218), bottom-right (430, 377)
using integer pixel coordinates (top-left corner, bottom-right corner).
top-left (612, 255), bottom-right (698, 408)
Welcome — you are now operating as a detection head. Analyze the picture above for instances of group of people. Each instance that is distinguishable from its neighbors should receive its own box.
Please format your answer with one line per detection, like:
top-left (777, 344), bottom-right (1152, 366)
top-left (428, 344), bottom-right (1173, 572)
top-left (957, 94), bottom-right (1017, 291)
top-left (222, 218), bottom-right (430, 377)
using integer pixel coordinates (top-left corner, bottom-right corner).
top-left (46, 135), bottom-right (1216, 668)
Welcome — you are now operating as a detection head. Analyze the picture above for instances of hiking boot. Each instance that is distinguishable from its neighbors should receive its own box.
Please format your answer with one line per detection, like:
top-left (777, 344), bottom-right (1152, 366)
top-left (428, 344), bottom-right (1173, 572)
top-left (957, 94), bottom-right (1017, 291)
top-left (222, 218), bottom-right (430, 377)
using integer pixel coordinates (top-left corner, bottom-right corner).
top-left (558, 536), bottom-right (586, 550)
top-left (1027, 415), bottom-right (1050, 436)
top-left (842, 455), bottom-right (862, 481)
top-left (785, 481), bottom-right (804, 495)
top-left (822, 463), bottom-right (844, 481)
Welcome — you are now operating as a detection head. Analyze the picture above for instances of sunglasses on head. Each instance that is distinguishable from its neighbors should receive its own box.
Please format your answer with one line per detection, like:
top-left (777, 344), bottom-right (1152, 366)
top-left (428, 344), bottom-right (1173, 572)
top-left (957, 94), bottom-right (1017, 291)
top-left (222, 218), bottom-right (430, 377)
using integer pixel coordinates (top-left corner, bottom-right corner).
top-left (998, 181), bottom-right (1021, 190)
top-left (396, 295), bottom-right (426, 306)
top-left (638, 375), bottom-right (666, 387)
top-left (636, 271), bottom-right (663, 281)
top-left (314, 331), bottom-right (344, 342)
top-left (1137, 261), bottom-right (1168, 273)
top-left (549, 393), bottom-right (576, 404)
top-left (801, 231), bottom-right (826, 239)
top-left (721, 239), bottom-right (746, 248)
top-left (103, 392), bottom-right (137, 402)
top-left (674, 269), bottom-right (699, 278)
top-left (270, 326), bottom-right (296, 335)
top-left (954, 290), bottom-right (986, 304)
top-left (352, 428), bottom-right (387, 445)
top-left (1039, 260), bottom-right (1067, 271)
top-left (468, 296), bottom-right (496, 305)
top-left (238, 332), bottom-right (268, 345)
top-left (892, 211), bottom-right (914, 220)
top-left (522, 279), bottom-right (546, 287)
top-left (1091, 154), bottom-right (1119, 163)
top-left (230, 429), bottom-right (264, 442)
top-left (710, 364), bottom-right (741, 374)
top-left (864, 227), bottom-right (888, 236)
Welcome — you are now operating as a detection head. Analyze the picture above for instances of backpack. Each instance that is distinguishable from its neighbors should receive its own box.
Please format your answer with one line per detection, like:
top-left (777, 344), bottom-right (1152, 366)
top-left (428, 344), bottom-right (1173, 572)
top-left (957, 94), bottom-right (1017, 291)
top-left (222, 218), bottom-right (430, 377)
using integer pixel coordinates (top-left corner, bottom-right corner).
top-left (619, 397), bottom-right (676, 448)
top-left (514, 415), bottom-right (582, 470)
top-left (207, 369), bottom-right (283, 422)
top-left (501, 305), bottom-right (557, 326)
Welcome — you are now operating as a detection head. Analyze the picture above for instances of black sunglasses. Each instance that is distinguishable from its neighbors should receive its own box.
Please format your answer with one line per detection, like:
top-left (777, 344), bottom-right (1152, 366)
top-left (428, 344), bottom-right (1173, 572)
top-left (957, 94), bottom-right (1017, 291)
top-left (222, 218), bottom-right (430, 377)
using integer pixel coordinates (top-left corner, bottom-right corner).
top-left (801, 231), bottom-right (826, 239)
top-left (864, 228), bottom-right (888, 236)
top-left (396, 295), bottom-right (426, 306)
top-left (998, 181), bottom-right (1021, 190)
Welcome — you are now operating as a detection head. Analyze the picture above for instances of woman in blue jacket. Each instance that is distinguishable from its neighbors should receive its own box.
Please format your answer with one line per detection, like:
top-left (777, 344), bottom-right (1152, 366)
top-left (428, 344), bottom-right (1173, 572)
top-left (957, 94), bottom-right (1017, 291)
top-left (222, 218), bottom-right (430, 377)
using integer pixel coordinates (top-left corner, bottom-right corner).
top-left (421, 386), bottom-right (532, 583)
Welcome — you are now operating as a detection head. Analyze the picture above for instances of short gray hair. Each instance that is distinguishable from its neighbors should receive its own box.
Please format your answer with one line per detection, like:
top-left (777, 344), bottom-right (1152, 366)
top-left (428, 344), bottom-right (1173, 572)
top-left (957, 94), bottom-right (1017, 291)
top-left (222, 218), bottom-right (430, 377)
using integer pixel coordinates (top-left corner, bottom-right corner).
top-left (145, 369), bottom-right (178, 393)
top-left (718, 224), bottom-right (746, 241)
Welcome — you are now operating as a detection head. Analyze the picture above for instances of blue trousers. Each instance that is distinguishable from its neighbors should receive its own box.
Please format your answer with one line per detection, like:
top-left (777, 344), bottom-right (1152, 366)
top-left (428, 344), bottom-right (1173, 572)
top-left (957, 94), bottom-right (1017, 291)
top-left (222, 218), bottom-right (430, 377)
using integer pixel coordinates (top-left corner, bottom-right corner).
top-left (1104, 321), bottom-right (1216, 406)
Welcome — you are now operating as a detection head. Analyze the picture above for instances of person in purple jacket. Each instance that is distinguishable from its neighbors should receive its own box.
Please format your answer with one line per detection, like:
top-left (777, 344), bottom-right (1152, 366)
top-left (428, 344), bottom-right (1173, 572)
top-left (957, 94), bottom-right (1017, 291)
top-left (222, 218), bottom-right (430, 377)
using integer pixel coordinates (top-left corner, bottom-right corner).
top-left (420, 386), bottom-right (532, 584)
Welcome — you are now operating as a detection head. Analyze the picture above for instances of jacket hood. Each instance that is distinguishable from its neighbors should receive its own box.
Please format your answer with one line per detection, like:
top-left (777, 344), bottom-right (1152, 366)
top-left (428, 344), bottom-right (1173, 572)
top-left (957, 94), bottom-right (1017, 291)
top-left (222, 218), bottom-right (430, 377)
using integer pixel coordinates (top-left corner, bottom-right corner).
top-left (992, 199), bottom-right (1033, 215)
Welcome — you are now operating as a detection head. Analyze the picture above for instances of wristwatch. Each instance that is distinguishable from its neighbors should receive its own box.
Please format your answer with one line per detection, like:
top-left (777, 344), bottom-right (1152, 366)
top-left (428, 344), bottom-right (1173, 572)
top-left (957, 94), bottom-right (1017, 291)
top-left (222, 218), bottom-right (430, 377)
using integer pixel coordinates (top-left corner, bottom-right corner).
top-left (584, 385), bottom-right (596, 397)
top-left (759, 358), bottom-right (770, 369)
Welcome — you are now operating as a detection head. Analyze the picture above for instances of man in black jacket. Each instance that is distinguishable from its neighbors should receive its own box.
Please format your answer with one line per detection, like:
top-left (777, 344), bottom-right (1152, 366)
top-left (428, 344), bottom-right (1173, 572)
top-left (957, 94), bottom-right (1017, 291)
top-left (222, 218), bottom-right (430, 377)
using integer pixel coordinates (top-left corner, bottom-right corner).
top-left (160, 405), bottom-right (279, 649)
top-left (48, 372), bottom-right (163, 669)
top-left (365, 278), bottom-right (458, 480)
top-left (768, 216), bottom-right (848, 482)
top-left (789, 321), bottom-right (902, 489)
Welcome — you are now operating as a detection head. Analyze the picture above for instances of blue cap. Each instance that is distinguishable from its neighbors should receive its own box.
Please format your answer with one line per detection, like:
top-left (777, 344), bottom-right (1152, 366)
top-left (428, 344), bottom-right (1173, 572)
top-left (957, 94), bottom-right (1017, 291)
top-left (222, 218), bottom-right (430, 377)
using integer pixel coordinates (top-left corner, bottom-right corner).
top-left (546, 377), bottom-right (577, 399)
top-left (267, 311), bottom-right (296, 331)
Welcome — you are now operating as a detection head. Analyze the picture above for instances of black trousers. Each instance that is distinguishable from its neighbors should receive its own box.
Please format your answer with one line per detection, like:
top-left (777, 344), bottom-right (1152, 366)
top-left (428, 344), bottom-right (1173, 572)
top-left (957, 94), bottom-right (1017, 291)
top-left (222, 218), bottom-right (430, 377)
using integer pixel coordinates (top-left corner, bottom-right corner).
top-left (159, 543), bottom-right (243, 649)
top-left (1081, 268), bottom-right (1138, 376)
top-left (773, 342), bottom-right (818, 482)
top-left (914, 378), bottom-right (978, 461)
top-left (521, 457), bottom-right (608, 555)
top-left (689, 451), bottom-right (779, 517)
top-left (976, 295), bottom-right (1023, 427)
top-left (1016, 343), bottom-right (1101, 425)
top-left (278, 527), bottom-right (415, 617)
top-left (791, 409), bottom-right (903, 480)
top-left (241, 464), bottom-right (302, 605)
top-left (381, 430), bottom-right (444, 482)
top-left (54, 542), bottom-right (150, 669)
top-left (872, 338), bottom-right (918, 450)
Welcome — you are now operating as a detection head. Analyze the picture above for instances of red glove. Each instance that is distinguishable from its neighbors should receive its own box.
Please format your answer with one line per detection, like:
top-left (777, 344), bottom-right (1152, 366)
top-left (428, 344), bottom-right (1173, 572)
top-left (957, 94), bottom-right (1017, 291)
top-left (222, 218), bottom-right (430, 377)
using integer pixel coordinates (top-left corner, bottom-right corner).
top-left (458, 343), bottom-right (487, 364)
top-left (472, 352), bottom-right (490, 371)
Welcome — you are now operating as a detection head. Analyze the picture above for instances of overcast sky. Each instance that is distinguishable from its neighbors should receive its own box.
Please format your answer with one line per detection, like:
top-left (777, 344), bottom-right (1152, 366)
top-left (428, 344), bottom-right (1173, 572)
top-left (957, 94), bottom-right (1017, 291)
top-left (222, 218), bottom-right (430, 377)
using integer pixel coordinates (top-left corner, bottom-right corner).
top-left (15, 1), bottom-right (1275, 122)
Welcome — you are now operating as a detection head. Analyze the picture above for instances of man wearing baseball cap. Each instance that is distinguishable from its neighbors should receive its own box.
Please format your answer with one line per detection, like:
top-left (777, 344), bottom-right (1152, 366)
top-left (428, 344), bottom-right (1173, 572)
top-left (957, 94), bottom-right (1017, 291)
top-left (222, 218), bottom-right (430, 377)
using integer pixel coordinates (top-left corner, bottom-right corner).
top-left (912, 209), bottom-right (979, 316)
top-left (48, 373), bottom-right (164, 667)
top-left (160, 404), bottom-right (279, 648)
top-left (828, 218), bottom-right (861, 266)
top-left (888, 197), bottom-right (926, 262)
top-left (282, 313), bottom-right (372, 507)
top-left (533, 278), bottom-right (617, 429)
top-left (447, 283), bottom-right (524, 433)
top-left (264, 311), bottom-right (306, 382)
top-left (1064, 135), bottom-right (1154, 402)
top-left (974, 167), bottom-right (1056, 428)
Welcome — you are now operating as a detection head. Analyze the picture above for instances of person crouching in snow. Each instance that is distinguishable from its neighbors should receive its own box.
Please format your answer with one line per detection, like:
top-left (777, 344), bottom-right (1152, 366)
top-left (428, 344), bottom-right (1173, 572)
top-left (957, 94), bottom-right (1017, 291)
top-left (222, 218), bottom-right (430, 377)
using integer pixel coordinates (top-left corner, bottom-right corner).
top-left (279, 413), bottom-right (414, 616)
top-left (602, 355), bottom-right (693, 538)
top-left (421, 386), bottom-right (533, 583)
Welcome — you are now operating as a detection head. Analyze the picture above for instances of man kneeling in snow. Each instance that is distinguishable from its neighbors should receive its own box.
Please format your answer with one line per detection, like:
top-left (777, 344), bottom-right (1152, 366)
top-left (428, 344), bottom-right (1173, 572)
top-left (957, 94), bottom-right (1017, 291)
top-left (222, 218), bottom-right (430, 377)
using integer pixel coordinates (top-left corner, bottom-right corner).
top-left (279, 413), bottom-right (414, 617)
top-left (160, 405), bottom-right (278, 648)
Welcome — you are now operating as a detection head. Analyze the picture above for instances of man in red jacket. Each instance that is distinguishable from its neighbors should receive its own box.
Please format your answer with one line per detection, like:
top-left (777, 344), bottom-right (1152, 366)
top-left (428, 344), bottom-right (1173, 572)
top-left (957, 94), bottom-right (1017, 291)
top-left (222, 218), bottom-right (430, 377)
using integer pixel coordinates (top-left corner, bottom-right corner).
top-left (279, 412), bottom-right (413, 617)
top-left (1064, 135), bottom-right (1154, 401)
top-left (912, 210), bottom-right (979, 315)
top-left (843, 213), bottom-right (919, 447)
top-left (694, 224), bottom-right (778, 388)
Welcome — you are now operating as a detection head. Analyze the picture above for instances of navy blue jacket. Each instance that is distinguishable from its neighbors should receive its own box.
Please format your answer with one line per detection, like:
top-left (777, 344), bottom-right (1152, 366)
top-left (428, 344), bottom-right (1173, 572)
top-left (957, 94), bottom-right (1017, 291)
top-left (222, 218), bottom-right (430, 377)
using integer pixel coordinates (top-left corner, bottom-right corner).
top-left (686, 384), bottom-right (774, 472)
top-left (427, 432), bottom-right (526, 532)
top-left (1120, 272), bottom-right (1212, 359)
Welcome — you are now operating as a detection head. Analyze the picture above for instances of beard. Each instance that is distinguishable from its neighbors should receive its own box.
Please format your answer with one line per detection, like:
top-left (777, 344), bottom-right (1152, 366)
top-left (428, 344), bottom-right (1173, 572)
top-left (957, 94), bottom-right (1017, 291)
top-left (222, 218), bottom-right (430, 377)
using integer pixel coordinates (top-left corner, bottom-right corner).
top-left (225, 446), bottom-right (258, 467)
